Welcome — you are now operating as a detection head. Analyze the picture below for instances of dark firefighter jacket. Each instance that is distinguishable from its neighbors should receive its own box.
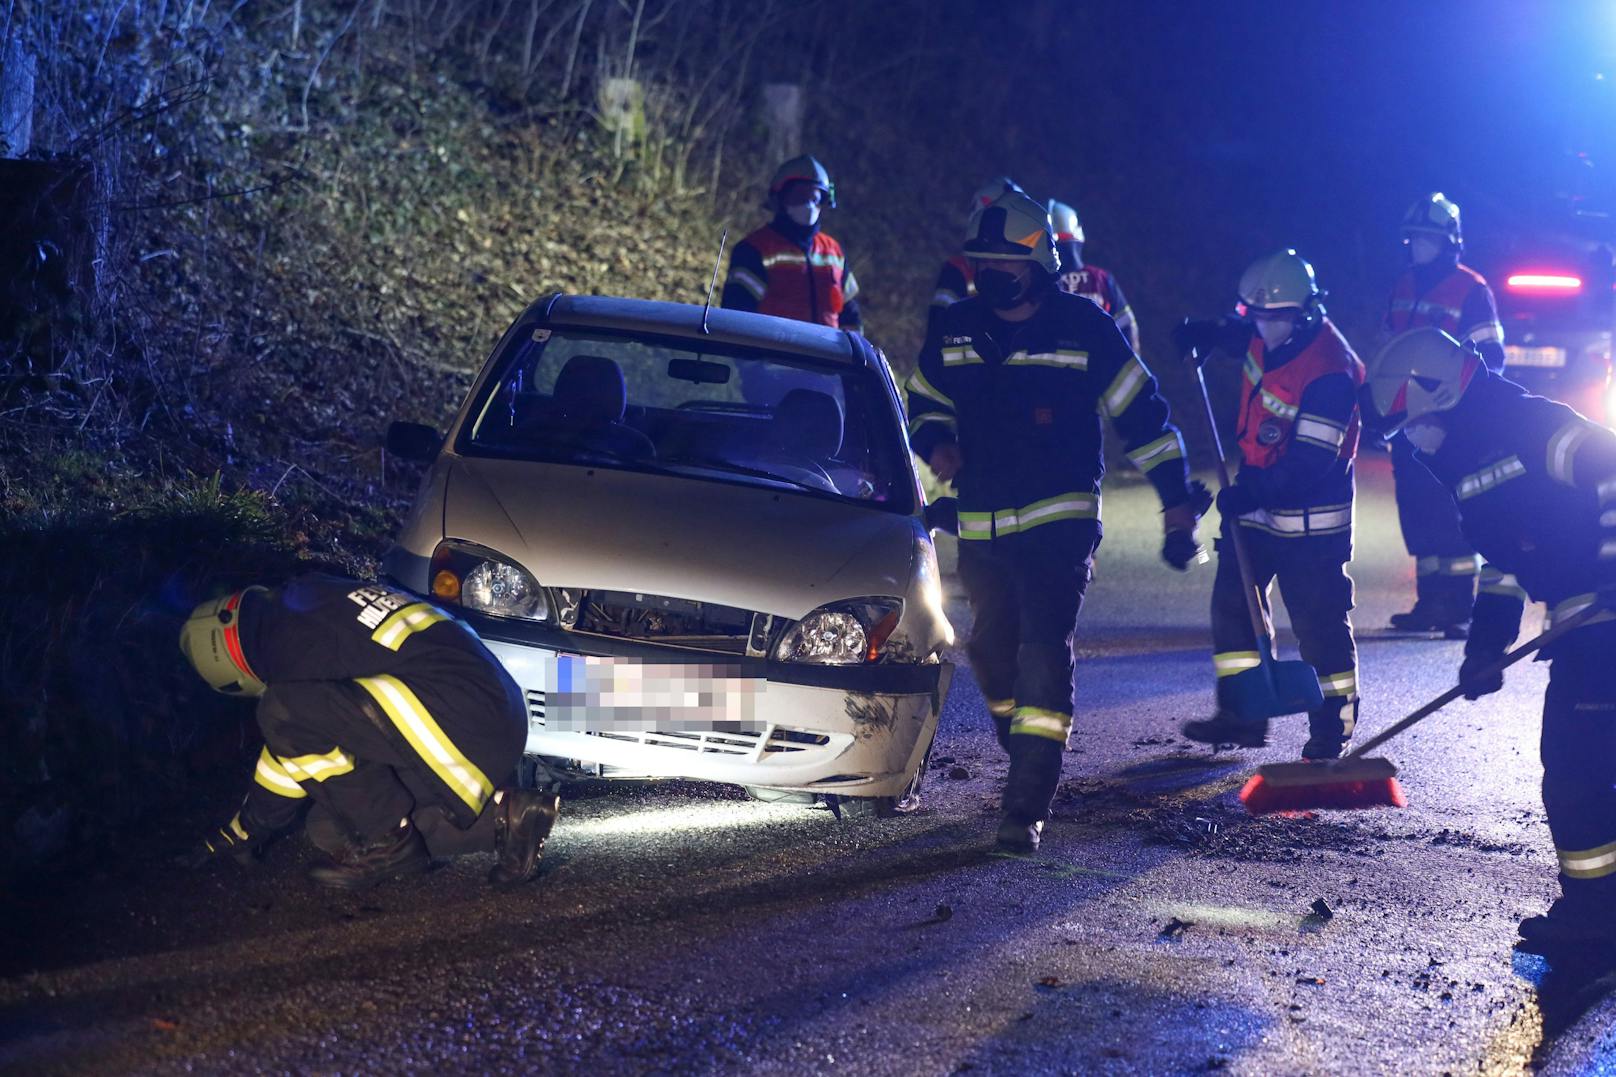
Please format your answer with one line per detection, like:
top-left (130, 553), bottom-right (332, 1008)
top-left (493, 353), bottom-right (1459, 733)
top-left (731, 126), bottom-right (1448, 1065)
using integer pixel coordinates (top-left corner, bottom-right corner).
top-left (1411, 369), bottom-right (1616, 657)
top-left (905, 289), bottom-right (1192, 541)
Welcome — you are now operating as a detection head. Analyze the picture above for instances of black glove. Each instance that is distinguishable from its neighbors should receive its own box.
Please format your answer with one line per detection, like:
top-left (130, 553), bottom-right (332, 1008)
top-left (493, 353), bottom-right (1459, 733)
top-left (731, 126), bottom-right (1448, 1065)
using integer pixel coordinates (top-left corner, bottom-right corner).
top-left (1173, 318), bottom-right (1220, 362)
top-left (1216, 483), bottom-right (1260, 518)
top-left (1458, 652), bottom-right (1505, 700)
top-left (1161, 529), bottom-right (1203, 571)
top-left (176, 815), bottom-right (267, 870)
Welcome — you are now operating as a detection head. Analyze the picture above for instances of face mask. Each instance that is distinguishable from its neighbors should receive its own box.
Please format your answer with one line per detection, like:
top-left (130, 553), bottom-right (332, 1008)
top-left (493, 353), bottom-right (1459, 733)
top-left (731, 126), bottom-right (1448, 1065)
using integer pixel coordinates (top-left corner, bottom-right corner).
top-left (786, 202), bottom-right (820, 227)
top-left (1254, 315), bottom-right (1295, 350)
top-left (1409, 236), bottom-right (1441, 265)
top-left (975, 266), bottom-right (1027, 309)
top-left (1403, 417), bottom-right (1447, 453)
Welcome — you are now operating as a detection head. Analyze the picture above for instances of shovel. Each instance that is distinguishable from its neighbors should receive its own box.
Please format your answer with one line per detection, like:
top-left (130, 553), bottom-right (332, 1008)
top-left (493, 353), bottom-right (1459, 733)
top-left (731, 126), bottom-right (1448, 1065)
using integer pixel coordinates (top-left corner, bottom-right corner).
top-left (1191, 358), bottom-right (1324, 720)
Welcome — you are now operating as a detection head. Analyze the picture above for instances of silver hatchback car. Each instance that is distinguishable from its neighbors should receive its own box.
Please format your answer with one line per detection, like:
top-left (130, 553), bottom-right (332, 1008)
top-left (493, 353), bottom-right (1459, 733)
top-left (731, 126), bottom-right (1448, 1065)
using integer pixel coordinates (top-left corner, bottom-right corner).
top-left (382, 294), bottom-right (955, 814)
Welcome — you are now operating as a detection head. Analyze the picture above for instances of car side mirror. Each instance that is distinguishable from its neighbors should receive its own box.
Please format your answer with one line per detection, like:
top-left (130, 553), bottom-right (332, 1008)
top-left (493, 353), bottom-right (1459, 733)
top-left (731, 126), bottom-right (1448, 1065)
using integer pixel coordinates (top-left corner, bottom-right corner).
top-left (387, 421), bottom-right (443, 462)
top-left (923, 496), bottom-right (958, 536)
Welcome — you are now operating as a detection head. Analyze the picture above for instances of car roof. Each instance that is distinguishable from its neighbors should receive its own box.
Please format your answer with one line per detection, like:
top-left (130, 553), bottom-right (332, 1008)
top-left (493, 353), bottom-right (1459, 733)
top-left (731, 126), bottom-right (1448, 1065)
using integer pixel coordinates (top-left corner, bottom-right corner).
top-left (531, 293), bottom-right (874, 368)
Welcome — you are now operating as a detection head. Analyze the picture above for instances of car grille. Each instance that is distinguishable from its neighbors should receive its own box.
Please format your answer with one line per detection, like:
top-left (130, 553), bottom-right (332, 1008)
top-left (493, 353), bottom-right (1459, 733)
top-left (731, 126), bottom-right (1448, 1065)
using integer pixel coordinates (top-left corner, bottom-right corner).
top-left (525, 690), bottom-right (828, 755)
top-left (560, 589), bottom-right (772, 656)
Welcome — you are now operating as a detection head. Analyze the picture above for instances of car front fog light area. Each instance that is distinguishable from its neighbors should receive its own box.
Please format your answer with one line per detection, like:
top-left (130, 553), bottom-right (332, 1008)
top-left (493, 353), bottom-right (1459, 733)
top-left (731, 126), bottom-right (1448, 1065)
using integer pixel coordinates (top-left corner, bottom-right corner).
top-left (774, 599), bottom-right (900, 665)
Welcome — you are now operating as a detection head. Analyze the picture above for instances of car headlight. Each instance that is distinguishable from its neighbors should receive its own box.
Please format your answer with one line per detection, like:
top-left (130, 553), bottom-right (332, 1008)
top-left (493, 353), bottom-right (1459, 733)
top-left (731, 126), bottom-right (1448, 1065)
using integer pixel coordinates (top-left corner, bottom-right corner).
top-left (774, 598), bottom-right (900, 665)
top-left (429, 540), bottom-right (550, 622)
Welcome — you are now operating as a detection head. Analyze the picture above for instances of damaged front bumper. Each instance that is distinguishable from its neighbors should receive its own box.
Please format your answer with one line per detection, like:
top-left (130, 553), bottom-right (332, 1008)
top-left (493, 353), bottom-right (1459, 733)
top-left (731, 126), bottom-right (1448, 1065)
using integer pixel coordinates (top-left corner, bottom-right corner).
top-left (469, 614), bottom-right (952, 800)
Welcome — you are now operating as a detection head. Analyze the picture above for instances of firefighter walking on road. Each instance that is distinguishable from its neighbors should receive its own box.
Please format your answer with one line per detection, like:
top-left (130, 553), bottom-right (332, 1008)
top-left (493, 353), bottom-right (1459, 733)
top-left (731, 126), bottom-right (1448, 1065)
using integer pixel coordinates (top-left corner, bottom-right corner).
top-left (1047, 199), bottom-right (1141, 355)
top-left (1176, 250), bottom-right (1365, 759)
top-left (722, 154), bottom-right (862, 332)
top-left (1364, 327), bottom-right (1616, 955)
top-left (1382, 193), bottom-right (1508, 637)
top-left (179, 574), bottom-right (557, 890)
top-left (905, 190), bottom-right (1206, 852)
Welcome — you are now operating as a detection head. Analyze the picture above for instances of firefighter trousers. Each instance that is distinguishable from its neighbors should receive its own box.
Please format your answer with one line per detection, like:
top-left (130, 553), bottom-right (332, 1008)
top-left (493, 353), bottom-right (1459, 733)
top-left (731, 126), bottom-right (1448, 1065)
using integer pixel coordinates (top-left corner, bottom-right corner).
top-left (241, 679), bottom-right (523, 846)
top-left (1391, 435), bottom-right (1478, 619)
top-left (956, 521), bottom-right (1100, 825)
top-left (1540, 620), bottom-right (1616, 910)
top-left (1211, 526), bottom-right (1359, 747)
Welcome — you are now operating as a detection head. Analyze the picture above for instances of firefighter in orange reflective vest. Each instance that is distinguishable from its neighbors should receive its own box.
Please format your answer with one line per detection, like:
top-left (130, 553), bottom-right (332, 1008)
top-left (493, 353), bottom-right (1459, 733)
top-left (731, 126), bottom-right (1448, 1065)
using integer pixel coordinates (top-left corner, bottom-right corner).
top-left (1382, 193), bottom-right (1507, 637)
top-left (178, 575), bottom-right (556, 890)
top-left (906, 190), bottom-right (1206, 853)
top-left (1364, 328), bottom-right (1616, 955)
top-left (927, 177), bottom-right (1023, 337)
top-left (1047, 199), bottom-right (1141, 355)
top-left (1176, 251), bottom-right (1365, 759)
top-left (722, 155), bottom-right (861, 332)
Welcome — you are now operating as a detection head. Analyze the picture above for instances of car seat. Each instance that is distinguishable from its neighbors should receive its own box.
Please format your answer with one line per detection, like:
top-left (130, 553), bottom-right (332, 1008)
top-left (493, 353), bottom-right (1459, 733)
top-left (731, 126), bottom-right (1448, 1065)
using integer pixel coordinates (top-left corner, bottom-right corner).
top-left (551, 354), bottom-right (656, 459)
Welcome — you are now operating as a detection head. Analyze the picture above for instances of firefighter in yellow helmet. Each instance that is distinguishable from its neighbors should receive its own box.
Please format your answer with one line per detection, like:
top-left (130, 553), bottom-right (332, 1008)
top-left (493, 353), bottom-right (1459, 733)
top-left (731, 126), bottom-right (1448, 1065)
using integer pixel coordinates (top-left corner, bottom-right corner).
top-left (926, 176), bottom-right (1024, 337)
top-left (179, 574), bottom-right (557, 890)
top-left (1176, 250), bottom-right (1365, 760)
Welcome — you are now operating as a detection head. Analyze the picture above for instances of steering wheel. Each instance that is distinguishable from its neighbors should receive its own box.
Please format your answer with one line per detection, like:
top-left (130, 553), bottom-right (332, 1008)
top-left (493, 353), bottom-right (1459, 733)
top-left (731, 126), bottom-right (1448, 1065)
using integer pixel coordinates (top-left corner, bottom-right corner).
top-left (767, 454), bottom-right (838, 492)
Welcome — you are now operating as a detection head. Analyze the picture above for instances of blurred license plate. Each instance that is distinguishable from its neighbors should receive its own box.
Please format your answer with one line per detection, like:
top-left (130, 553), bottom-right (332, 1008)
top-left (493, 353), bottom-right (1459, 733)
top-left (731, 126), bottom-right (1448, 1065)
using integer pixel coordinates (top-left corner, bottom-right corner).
top-left (1505, 345), bottom-right (1567, 368)
top-left (546, 652), bottom-right (760, 730)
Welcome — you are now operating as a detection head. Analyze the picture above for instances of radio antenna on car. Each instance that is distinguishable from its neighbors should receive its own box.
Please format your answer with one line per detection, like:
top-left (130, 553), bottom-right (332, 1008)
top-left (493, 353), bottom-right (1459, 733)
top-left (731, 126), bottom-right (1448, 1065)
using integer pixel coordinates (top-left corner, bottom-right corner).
top-left (701, 228), bottom-right (728, 335)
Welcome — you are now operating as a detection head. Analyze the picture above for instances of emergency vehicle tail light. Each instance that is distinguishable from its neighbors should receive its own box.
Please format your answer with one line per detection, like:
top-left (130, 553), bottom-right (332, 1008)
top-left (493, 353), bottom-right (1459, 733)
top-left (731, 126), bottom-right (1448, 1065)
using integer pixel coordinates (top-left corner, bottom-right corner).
top-left (1505, 273), bottom-right (1583, 293)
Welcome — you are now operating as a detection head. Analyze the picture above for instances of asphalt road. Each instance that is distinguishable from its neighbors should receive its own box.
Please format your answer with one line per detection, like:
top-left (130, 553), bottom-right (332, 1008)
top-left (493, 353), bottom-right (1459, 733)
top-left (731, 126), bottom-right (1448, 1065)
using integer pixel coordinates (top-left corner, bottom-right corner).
top-left (2, 454), bottom-right (1611, 1075)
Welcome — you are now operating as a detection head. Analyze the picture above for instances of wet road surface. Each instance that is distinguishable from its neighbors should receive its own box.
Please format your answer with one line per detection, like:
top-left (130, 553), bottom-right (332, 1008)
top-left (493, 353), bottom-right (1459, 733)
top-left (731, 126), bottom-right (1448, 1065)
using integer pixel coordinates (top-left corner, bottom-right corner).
top-left (2, 454), bottom-right (1611, 1074)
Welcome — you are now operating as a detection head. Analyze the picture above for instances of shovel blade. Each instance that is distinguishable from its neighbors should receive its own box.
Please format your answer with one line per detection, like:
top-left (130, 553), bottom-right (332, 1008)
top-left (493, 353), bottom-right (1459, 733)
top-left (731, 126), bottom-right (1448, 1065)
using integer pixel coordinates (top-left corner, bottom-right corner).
top-left (1222, 660), bottom-right (1325, 720)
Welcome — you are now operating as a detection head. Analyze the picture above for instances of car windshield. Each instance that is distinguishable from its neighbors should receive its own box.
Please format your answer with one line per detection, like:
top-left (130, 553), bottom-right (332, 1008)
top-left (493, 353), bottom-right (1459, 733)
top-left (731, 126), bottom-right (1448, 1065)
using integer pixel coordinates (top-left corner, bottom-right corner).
top-left (462, 324), bottom-right (914, 512)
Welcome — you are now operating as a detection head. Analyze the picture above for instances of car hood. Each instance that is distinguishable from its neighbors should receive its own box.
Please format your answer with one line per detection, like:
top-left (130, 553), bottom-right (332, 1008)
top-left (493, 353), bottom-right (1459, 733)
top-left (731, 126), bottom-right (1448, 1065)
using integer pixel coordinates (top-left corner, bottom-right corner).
top-left (444, 456), bottom-right (917, 618)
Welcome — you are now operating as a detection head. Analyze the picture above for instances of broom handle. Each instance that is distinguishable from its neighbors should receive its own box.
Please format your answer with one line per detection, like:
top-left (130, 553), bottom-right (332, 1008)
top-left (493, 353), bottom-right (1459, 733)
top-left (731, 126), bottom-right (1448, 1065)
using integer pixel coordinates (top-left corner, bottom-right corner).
top-left (1344, 601), bottom-right (1607, 760)
top-left (1192, 359), bottom-right (1271, 648)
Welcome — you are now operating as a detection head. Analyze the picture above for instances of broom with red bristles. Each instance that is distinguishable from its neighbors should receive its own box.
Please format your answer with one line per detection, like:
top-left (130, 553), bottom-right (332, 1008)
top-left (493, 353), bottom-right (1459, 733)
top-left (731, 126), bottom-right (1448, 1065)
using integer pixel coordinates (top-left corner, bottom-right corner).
top-left (1240, 601), bottom-right (1607, 816)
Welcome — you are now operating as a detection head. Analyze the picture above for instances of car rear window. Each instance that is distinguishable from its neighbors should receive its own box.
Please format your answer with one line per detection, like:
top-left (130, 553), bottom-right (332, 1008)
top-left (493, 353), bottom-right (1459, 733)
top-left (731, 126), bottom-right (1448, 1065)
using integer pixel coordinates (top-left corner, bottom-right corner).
top-left (462, 325), bottom-right (915, 512)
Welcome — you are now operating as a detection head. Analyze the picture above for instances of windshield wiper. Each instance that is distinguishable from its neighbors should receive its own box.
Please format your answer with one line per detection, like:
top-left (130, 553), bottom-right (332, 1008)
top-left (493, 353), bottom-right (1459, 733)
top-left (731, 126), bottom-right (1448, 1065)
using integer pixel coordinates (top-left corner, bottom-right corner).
top-left (658, 454), bottom-right (823, 493)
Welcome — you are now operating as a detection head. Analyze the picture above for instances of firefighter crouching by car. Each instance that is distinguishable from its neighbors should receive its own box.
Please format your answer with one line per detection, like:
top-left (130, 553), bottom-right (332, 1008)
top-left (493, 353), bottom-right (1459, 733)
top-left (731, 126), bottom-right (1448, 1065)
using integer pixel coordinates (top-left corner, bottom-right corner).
top-left (1364, 327), bottom-right (1616, 956)
top-left (1176, 250), bottom-right (1365, 760)
top-left (1382, 192), bottom-right (1508, 637)
top-left (722, 154), bottom-right (861, 332)
top-left (179, 574), bottom-right (558, 890)
top-left (905, 190), bottom-right (1208, 853)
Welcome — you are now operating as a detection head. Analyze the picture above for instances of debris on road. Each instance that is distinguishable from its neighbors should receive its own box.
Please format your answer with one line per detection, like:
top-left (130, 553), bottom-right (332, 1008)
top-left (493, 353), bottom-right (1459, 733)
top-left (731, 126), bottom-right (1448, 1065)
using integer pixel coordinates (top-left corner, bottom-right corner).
top-left (948, 766), bottom-right (971, 780)
top-left (1310, 898), bottom-right (1334, 920)
top-left (1159, 916), bottom-right (1194, 940)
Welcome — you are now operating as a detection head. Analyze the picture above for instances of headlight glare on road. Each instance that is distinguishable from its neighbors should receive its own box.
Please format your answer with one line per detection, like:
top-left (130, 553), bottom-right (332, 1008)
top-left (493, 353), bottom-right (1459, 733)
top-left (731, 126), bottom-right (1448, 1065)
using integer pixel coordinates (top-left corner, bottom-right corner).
top-left (430, 541), bottom-right (550, 622)
top-left (775, 599), bottom-right (900, 665)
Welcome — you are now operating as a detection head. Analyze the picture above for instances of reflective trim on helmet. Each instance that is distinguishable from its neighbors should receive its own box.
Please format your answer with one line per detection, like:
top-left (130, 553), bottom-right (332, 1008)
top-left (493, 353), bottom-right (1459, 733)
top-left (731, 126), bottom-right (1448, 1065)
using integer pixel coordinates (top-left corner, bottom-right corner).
top-left (254, 747), bottom-right (307, 798)
top-left (1466, 321), bottom-right (1504, 345)
top-left (1004, 349), bottom-right (1088, 370)
top-left (1455, 455), bottom-right (1526, 500)
top-left (1293, 414), bottom-right (1346, 451)
top-left (1558, 839), bottom-right (1616, 880)
top-left (729, 268), bottom-right (766, 300)
top-left (1008, 706), bottom-right (1072, 744)
top-left (941, 345), bottom-right (984, 366)
top-left (1102, 356), bottom-right (1148, 416)
top-left (279, 747), bottom-right (355, 785)
top-left (1126, 432), bottom-right (1184, 472)
top-left (1213, 650), bottom-right (1262, 677)
top-left (1236, 503), bottom-right (1352, 537)
top-left (905, 367), bottom-right (955, 411)
top-left (357, 675), bottom-right (494, 813)
top-left (372, 602), bottom-right (449, 652)
top-left (957, 491), bottom-right (1101, 540)
top-left (1546, 421), bottom-right (1593, 484)
top-left (221, 590), bottom-right (259, 684)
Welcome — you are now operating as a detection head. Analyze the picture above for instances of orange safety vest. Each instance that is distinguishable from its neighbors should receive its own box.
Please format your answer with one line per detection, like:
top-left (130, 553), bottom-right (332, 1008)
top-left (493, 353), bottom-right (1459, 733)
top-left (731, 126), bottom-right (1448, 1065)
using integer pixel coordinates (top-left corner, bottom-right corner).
top-left (1237, 320), bottom-right (1365, 470)
top-left (745, 226), bottom-right (851, 328)
top-left (1385, 263), bottom-right (1487, 335)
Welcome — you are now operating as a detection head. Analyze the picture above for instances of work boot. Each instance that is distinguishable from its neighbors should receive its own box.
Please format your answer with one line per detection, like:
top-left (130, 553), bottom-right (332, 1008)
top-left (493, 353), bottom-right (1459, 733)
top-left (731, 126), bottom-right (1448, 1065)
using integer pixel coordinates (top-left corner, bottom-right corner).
top-left (308, 820), bottom-right (430, 891)
top-left (1518, 895), bottom-right (1616, 955)
top-left (995, 816), bottom-right (1044, 854)
top-left (1301, 735), bottom-right (1348, 761)
top-left (489, 789), bottom-right (560, 886)
top-left (1389, 600), bottom-right (1470, 639)
top-left (1181, 711), bottom-right (1268, 749)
